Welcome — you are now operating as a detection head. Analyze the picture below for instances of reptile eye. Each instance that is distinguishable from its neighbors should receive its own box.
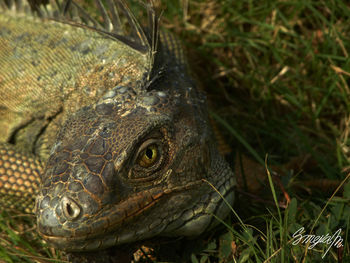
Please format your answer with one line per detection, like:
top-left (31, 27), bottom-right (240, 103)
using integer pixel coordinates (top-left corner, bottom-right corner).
top-left (128, 137), bottom-right (167, 181)
top-left (137, 144), bottom-right (158, 168)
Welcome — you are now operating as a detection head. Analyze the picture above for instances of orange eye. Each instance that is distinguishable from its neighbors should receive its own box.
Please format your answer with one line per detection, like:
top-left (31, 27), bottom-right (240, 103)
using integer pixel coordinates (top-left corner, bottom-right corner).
top-left (137, 144), bottom-right (158, 168)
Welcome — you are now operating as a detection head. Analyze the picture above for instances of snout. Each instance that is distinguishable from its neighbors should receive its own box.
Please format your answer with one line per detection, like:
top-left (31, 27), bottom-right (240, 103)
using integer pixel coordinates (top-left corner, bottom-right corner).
top-left (36, 191), bottom-right (85, 236)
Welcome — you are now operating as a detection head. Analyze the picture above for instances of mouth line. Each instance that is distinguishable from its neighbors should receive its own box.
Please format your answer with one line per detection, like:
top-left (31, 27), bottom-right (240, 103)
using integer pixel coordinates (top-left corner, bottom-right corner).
top-left (38, 187), bottom-right (165, 241)
top-left (38, 180), bottom-right (203, 247)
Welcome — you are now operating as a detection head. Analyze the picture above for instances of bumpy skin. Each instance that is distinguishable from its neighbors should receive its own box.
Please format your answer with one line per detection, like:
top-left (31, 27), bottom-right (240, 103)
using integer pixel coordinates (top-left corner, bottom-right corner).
top-left (0, 0), bottom-right (235, 252)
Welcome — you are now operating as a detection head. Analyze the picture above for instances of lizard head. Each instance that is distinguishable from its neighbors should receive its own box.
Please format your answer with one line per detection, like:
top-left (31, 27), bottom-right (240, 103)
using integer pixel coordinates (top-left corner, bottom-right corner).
top-left (35, 85), bottom-right (234, 251)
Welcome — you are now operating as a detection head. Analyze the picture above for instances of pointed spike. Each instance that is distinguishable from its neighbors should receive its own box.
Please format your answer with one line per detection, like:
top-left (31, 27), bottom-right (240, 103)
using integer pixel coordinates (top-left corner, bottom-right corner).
top-left (144, 65), bottom-right (165, 90)
top-left (48, 0), bottom-right (61, 18)
top-left (148, 2), bottom-right (162, 55)
top-left (62, 0), bottom-right (71, 15)
top-left (69, 1), bottom-right (102, 29)
top-left (69, 3), bottom-right (83, 23)
top-left (106, 0), bottom-right (123, 35)
top-left (118, 0), bottom-right (149, 50)
top-left (2, 0), bottom-right (158, 59)
top-left (144, 0), bottom-right (163, 82)
top-left (36, 4), bottom-right (46, 17)
top-left (95, 0), bottom-right (112, 32)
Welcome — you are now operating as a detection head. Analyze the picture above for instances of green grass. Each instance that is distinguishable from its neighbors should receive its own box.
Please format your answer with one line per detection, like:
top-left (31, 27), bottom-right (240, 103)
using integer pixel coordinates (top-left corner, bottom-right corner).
top-left (1, 0), bottom-right (350, 262)
top-left (166, 0), bottom-right (350, 262)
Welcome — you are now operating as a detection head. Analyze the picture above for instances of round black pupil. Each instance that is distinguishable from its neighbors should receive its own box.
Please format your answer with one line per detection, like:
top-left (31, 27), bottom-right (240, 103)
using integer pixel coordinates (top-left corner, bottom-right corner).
top-left (145, 148), bottom-right (153, 159)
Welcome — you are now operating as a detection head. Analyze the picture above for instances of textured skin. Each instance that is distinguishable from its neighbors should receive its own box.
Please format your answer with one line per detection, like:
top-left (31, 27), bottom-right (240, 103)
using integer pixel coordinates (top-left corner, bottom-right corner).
top-left (0, 143), bottom-right (42, 213)
top-left (0, 0), bottom-right (236, 252)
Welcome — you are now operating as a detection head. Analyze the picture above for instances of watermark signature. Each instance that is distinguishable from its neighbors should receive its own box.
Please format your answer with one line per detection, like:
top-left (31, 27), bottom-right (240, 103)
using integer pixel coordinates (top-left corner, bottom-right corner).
top-left (292, 227), bottom-right (344, 258)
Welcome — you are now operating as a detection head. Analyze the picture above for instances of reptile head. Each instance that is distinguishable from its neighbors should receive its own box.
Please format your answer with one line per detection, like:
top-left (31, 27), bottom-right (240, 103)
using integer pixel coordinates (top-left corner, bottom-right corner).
top-left (35, 85), bottom-right (234, 251)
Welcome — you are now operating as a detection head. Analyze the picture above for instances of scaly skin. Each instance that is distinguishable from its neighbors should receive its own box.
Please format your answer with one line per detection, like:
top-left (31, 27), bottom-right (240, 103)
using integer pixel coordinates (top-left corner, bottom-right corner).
top-left (0, 0), bottom-right (236, 252)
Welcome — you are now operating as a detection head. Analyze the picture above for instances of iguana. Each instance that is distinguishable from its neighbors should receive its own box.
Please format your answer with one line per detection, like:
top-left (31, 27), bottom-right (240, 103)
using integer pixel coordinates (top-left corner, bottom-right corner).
top-left (0, 0), bottom-right (235, 253)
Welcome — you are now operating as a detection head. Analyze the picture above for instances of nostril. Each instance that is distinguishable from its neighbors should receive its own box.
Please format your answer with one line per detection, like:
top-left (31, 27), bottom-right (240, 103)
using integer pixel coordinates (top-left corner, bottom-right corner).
top-left (61, 196), bottom-right (81, 221)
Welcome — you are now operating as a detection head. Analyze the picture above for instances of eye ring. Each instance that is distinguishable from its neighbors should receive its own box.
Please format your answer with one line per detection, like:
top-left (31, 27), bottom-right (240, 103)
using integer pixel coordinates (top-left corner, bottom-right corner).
top-left (127, 137), bottom-right (168, 181)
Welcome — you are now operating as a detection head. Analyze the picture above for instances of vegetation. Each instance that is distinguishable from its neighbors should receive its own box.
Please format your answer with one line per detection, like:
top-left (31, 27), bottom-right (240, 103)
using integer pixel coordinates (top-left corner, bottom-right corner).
top-left (1, 0), bottom-right (349, 262)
